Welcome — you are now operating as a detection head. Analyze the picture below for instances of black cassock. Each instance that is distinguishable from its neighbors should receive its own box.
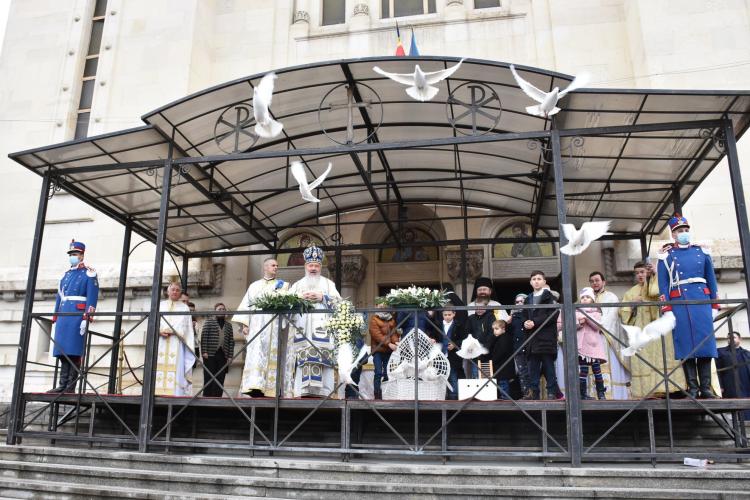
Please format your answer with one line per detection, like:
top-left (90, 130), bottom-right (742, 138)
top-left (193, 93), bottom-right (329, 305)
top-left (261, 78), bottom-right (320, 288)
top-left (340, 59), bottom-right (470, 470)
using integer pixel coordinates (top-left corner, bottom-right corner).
top-left (716, 346), bottom-right (750, 398)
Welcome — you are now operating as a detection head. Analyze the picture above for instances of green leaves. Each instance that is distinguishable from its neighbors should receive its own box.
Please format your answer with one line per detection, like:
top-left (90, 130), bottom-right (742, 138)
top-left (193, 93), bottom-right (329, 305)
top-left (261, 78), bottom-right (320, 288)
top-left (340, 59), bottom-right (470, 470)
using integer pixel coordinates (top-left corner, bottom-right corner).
top-left (250, 290), bottom-right (315, 313)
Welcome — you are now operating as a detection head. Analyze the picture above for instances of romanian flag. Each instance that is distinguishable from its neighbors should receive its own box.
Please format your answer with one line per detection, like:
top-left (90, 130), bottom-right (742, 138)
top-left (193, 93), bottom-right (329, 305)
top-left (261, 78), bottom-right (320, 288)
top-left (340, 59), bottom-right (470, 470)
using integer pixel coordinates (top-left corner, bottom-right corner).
top-left (395, 22), bottom-right (406, 56)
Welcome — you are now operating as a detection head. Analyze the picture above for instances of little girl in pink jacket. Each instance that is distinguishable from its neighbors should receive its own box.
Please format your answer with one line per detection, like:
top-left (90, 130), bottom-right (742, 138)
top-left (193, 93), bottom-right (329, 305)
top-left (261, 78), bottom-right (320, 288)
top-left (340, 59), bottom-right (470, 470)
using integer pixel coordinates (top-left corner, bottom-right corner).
top-left (558, 287), bottom-right (607, 400)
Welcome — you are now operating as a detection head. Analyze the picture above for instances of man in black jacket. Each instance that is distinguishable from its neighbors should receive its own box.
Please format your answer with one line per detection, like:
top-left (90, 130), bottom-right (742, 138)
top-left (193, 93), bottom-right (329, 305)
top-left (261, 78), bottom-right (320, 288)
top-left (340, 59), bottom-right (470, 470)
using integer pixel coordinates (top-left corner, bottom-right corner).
top-left (716, 331), bottom-right (750, 399)
top-left (509, 293), bottom-right (530, 394)
top-left (522, 271), bottom-right (561, 400)
top-left (200, 302), bottom-right (235, 397)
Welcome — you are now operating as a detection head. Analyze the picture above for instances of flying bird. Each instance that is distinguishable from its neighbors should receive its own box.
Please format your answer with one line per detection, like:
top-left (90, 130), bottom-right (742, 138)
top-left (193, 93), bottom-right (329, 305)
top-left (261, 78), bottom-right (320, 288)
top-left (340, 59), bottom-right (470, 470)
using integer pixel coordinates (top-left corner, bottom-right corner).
top-left (253, 72), bottom-right (284, 138)
top-left (456, 334), bottom-right (488, 360)
top-left (622, 312), bottom-right (677, 357)
top-left (559, 220), bottom-right (611, 256)
top-left (290, 161), bottom-right (332, 203)
top-left (509, 64), bottom-right (589, 118)
top-left (372, 58), bottom-right (465, 102)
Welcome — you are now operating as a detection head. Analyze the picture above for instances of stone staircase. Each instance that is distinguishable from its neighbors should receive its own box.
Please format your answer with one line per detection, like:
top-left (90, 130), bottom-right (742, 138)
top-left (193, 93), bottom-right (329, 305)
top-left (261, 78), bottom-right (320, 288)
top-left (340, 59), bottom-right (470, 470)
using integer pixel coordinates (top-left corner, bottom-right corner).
top-left (1, 444), bottom-right (749, 499)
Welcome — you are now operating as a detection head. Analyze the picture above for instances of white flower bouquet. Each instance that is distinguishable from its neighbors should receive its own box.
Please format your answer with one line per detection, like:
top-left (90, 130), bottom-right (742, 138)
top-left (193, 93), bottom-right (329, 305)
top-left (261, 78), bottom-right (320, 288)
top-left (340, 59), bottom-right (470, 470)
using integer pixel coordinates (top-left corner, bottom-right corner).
top-left (250, 290), bottom-right (314, 313)
top-left (324, 300), bottom-right (365, 348)
top-left (378, 285), bottom-right (449, 309)
top-left (325, 300), bottom-right (368, 387)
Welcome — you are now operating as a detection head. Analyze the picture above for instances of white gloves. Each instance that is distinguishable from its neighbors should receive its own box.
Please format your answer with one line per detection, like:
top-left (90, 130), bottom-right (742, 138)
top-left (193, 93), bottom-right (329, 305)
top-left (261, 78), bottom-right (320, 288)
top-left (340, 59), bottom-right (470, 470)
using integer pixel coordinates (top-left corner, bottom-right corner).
top-left (712, 308), bottom-right (719, 320)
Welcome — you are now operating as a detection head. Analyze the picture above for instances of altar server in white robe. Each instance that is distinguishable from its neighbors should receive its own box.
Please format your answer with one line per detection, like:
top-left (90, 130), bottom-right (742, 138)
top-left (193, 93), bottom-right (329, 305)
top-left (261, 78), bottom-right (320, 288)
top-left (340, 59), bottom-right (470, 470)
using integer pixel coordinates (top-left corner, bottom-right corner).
top-left (155, 282), bottom-right (196, 396)
top-left (289, 245), bottom-right (341, 397)
top-left (589, 271), bottom-right (632, 399)
top-left (233, 258), bottom-right (295, 397)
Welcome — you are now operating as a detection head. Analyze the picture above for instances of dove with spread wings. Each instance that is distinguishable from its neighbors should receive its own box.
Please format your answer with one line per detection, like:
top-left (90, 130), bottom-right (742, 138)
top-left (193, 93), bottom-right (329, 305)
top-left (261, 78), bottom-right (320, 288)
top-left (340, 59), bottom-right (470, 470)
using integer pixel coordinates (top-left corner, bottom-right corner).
top-left (509, 64), bottom-right (589, 118)
top-left (559, 221), bottom-right (611, 256)
top-left (290, 161), bottom-right (332, 204)
top-left (372, 58), bottom-right (465, 102)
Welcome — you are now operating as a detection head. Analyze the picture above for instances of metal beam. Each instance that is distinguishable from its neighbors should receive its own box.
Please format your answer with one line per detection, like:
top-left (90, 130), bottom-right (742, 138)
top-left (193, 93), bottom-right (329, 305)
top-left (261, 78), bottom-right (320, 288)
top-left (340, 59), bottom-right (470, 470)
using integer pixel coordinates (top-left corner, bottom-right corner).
top-left (138, 150), bottom-right (175, 452)
top-left (348, 152), bottom-right (400, 241)
top-left (108, 222), bottom-right (132, 395)
top-left (7, 172), bottom-right (51, 445)
top-left (341, 63), bottom-right (404, 205)
top-left (551, 128), bottom-right (582, 467)
top-left (723, 119), bottom-right (750, 302)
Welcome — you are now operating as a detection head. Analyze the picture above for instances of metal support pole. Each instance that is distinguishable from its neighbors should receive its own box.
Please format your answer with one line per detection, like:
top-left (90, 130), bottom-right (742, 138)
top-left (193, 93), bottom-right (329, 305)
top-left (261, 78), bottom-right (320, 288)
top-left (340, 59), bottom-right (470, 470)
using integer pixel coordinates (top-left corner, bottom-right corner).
top-left (460, 243), bottom-right (468, 304)
top-left (108, 223), bottom-right (132, 394)
top-left (181, 253), bottom-right (189, 293)
top-left (672, 188), bottom-right (683, 215)
top-left (138, 147), bottom-right (175, 452)
top-left (723, 119), bottom-right (750, 302)
top-left (551, 128), bottom-right (582, 466)
top-left (7, 173), bottom-right (51, 445)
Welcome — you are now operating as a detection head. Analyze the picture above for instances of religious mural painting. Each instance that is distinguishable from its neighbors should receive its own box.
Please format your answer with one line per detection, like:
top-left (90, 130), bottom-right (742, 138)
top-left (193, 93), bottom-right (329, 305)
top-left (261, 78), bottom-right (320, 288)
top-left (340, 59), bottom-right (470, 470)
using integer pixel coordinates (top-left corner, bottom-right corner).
top-left (492, 221), bottom-right (555, 259)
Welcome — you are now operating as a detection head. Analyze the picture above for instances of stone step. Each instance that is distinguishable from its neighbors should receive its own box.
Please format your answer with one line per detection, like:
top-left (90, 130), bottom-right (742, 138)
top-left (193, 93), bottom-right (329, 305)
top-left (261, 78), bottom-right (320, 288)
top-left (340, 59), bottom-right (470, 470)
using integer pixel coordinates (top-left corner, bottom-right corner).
top-left (0, 476), bottom-right (269, 499)
top-left (1, 445), bottom-right (749, 493)
top-left (2, 458), bottom-right (749, 499)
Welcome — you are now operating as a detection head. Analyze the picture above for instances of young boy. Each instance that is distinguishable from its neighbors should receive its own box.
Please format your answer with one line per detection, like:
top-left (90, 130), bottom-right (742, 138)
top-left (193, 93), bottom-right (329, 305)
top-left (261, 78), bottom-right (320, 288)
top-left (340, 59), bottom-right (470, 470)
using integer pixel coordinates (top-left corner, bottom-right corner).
top-left (440, 309), bottom-right (466, 399)
top-left (490, 319), bottom-right (515, 400)
top-left (522, 270), bottom-right (562, 400)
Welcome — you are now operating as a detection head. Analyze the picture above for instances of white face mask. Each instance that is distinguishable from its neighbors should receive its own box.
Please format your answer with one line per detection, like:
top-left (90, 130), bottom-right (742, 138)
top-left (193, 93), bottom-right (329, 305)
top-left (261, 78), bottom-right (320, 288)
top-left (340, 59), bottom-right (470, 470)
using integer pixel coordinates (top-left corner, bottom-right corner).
top-left (69, 255), bottom-right (80, 266)
top-left (676, 232), bottom-right (691, 245)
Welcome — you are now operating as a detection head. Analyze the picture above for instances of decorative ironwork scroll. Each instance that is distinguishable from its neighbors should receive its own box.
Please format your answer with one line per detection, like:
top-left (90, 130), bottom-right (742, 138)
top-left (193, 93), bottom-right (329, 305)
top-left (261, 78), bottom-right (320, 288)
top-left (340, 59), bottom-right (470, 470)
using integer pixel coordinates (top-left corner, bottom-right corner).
top-left (527, 136), bottom-right (585, 169)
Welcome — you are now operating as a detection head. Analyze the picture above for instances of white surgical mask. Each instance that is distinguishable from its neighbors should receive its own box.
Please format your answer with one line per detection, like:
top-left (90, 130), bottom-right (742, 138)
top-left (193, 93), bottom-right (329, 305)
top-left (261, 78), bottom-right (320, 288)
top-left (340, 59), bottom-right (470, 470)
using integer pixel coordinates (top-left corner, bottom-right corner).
top-left (69, 255), bottom-right (80, 266)
top-left (676, 232), bottom-right (691, 245)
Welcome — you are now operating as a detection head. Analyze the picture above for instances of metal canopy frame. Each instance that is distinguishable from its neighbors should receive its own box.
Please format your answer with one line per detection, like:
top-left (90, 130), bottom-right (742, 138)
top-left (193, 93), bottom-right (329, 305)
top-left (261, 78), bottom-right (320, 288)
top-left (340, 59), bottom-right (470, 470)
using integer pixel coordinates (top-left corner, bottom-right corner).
top-left (7, 57), bottom-right (750, 465)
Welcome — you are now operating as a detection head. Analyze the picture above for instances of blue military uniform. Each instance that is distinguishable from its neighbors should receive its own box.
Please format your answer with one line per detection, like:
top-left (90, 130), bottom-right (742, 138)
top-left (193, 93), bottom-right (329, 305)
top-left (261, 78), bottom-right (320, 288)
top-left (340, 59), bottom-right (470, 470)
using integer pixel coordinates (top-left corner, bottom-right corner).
top-left (53, 241), bottom-right (99, 358)
top-left (656, 215), bottom-right (719, 398)
top-left (657, 235), bottom-right (719, 359)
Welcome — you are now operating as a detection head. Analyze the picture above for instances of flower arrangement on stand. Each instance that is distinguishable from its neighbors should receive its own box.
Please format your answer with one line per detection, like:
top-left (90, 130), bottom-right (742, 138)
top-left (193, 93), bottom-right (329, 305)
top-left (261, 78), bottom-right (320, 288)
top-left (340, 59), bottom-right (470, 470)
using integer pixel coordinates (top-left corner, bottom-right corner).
top-left (324, 300), bottom-right (367, 386)
top-left (378, 285), bottom-right (449, 309)
top-left (250, 290), bottom-right (314, 313)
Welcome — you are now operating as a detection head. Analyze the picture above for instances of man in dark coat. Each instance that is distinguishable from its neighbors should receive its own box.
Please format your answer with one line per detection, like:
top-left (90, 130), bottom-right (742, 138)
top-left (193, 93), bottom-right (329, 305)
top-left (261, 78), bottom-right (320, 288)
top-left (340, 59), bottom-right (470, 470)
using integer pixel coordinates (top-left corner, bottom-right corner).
top-left (466, 299), bottom-right (497, 379)
top-left (200, 302), bottom-right (235, 397)
top-left (522, 271), bottom-right (561, 400)
top-left (716, 332), bottom-right (750, 399)
top-left (509, 293), bottom-right (530, 394)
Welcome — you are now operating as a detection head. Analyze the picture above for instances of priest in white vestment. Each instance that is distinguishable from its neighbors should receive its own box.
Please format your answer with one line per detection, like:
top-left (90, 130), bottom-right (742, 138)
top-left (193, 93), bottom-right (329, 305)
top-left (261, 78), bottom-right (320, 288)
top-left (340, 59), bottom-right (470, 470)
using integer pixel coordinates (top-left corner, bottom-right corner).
top-left (289, 245), bottom-right (341, 397)
top-left (155, 282), bottom-right (196, 396)
top-left (233, 258), bottom-right (295, 398)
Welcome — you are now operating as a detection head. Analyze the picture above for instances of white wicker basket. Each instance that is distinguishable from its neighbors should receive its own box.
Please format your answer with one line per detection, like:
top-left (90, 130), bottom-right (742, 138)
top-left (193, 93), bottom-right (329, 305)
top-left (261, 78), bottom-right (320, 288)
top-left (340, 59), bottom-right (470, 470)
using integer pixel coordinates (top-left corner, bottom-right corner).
top-left (382, 378), bottom-right (446, 400)
top-left (382, 329), bottom-right (450, 400)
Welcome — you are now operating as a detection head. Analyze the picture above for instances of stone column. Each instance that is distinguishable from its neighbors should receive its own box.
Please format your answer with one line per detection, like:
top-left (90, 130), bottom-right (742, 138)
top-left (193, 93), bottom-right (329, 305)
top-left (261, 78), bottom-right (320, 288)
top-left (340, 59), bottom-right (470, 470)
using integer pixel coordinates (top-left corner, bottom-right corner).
top-left (445, 248), bottom-right (484, 301)
top-left (327, 253), bottom-right (368, 305)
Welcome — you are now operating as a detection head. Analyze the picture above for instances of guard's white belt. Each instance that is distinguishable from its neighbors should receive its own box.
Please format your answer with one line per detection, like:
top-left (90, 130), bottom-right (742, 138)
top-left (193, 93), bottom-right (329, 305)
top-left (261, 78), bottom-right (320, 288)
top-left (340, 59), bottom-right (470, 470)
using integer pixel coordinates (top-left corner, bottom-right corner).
top-left (676, 278), bottom-right (707, 285)
top-left (61, 295), bottom-right (87, 302)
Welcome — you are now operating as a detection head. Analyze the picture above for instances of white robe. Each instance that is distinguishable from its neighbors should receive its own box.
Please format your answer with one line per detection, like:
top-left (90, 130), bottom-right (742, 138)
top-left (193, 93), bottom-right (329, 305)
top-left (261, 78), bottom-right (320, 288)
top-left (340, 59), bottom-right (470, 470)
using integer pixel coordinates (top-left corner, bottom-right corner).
top-left (289, 276), bottom-right (341, 397)
top-left (155, 300), bottom-right (196, 396)
top-left (596, 289), bottom-right (632, 400)
top-left (232, 278), bottom-right (295, 397)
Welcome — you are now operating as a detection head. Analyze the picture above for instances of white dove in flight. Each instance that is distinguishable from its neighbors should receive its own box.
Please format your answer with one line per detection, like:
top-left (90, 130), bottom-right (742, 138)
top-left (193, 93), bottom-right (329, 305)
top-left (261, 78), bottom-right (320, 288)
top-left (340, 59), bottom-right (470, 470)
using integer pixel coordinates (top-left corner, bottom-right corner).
top-left (509, 64), bottom-right (589, 118)
top-left (253, 72), bottom-right (284, 139)
top-left (290, 161), bottom-right (332, 203)
top-left (372, 58), bottom-right (465, 102)
top-left (456, 334), bottom-right (488, 360)
top-left (559, 221), bottom-right (611, 256)
top-left (622, 312), bottom-right (677, 357)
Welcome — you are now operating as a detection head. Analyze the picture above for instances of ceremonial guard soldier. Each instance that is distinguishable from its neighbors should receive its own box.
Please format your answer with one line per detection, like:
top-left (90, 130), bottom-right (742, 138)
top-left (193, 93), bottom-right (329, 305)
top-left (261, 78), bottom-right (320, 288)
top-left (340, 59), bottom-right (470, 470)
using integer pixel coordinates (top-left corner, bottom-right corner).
top-left (50, 240), bottom-right (99, 393)
top-left (657, 214), bottom-right (719, 398)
